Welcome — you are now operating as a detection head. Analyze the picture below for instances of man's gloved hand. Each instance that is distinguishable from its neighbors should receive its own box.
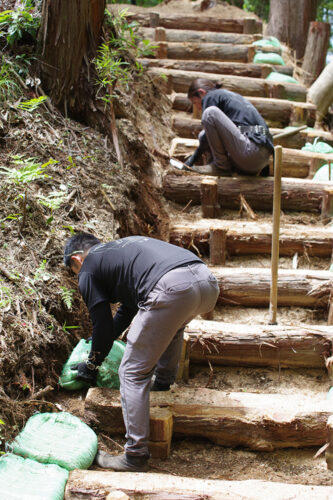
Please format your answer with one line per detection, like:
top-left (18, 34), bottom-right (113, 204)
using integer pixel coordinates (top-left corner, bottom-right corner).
top-left (71, 361), bottom-right (98, 385)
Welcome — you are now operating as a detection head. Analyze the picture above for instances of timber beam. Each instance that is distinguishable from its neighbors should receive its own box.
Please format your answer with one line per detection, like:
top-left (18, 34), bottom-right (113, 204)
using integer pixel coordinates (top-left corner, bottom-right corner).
top-left (169, 219), bottom-right (333, 257)
top-left (148, 68), bottom-right (307, 102)
top-left (210, 267), bottom-right (331, 308)
top-left (185, 319), bottom-right (333, 368)
top-left (66, 471), bottom-right (333, 500)
top-left (139, 58), bottom-right (292, 79)
top-left (85, 387), bottom-right (332, 451)
top-left (163, 174), bottom-right (332, 213)
top-left (120, 12), bottom-right (263, 34)
top-left (171, 94), bottom-right (315, 127)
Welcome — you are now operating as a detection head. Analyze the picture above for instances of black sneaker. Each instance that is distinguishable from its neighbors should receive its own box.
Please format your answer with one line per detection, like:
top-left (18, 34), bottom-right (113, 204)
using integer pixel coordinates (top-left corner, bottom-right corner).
top-left (150, 380), bottom-right (171, 391)
top-left (95, 451), bottom-right (149, 472)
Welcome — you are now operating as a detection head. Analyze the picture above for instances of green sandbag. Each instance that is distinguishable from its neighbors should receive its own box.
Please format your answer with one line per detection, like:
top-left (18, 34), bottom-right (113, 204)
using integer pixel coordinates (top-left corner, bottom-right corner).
top-left (302, 140), bottom-right (333, 154)
top-left (252, 36), bottom-right (281, 49)
top-left (266, 72), bottom-right (298, 84)
top-left (312, 164), bottom-right (333, 181)
top-left (11, 412), bottom-right (98, 471)
top-left (59, 339), bottom-right (126, 390)
top-left (253, 52), bottom-right (285, 66)
top-left (0, 454), bottom-right (68, 500)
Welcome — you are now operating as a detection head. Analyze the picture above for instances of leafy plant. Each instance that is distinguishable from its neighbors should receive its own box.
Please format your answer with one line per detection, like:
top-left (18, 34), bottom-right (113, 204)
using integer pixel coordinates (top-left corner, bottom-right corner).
top-left (62, 321), bottom-right (80, 333)
top-left (33, 259), bottom-right (52, 283)
top-left (0, 58), bottom-right (21, 101)
top-left (0, 1), bottom-right (40, 46)
top-left (38, 189), bottom-right (67, 211)
top-left (0, 280), bottom-right (12, 310)
top-left (17, 95), bottom-right (48, 112)
top-left (60, 286), bottom-right (75, 310)
top-left (0, 156), bottom-right (54, 185)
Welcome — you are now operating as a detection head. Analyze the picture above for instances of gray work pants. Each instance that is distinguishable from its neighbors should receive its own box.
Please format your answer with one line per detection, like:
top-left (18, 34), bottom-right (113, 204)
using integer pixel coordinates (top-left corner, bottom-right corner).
top-left (201, 106), bottom-right (271, 175)
top-left (118, 262), bottom-right (219, 457)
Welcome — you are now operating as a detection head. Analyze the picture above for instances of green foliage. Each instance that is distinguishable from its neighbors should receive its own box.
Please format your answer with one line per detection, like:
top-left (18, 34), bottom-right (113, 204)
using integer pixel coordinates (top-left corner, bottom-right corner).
top-left (17, 95), bottom-right (48, 112)
top-left (0, 58), bottom-right (21, 101)
top-left (318, 0), bottom-right (333, 49)
top-left (59, 286), bottom-right (75, 310)
top-left (0, 280), bottom-right (12, 311)
top-left (33, 259), bottom-right (52, 283)
top-left (0, 156), bottom-right (56, 186)
top-left (242, 0), bottom-right (269, 21)
top-left (38, 189), bottom-right (67, 211)
top-left (0, 1), bottom-right (40, 46)
top-left (95, 8), bottom-right (156, 101)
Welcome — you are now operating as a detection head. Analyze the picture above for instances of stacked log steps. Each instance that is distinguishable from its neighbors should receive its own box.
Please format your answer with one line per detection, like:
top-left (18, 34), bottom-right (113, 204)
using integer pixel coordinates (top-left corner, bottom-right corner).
top-left (106, 3), bottom-right (333, 492)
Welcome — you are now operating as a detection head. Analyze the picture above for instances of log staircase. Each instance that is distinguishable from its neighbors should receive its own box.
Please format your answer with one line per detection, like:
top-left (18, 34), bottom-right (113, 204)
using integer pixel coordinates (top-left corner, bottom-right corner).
top-left (65, 4), bottom-right (333, 499)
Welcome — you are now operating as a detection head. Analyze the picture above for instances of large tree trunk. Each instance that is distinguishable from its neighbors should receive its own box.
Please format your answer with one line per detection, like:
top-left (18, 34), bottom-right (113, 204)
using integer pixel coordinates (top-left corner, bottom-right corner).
top-left (39, 0), bottom-right (106, 126)
top-left (301, 22), bottom-right (331, 87)
top-left (266, 0), bottom-right (319, 59)
top-left (308, 61), bottom-right (333, 126)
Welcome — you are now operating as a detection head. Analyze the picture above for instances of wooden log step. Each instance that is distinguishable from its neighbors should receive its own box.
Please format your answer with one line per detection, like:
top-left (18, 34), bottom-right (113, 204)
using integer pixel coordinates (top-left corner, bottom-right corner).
top-left (155, 42), bottom-right (254, 63)
top-left (85, 387), bottom-right (332, 450)
top-left (169, 219), bottom-right (333, 257)
top-left (140, 58), bottom-right (292, 78)
top-left (172, 94), bottom-right (315, 127)
top-left (122, 11), bottom-right (263, 34)
top-left (269, 148), bottom-right (333, 179)
top-left (163, 174), bottom-right (331, 213)
top-left (211, 267), bottom-right (331, 307)
top-left (168, 138), bottom-right (333, 178)
top-left (148, 68), bottom-right (307, 102)
top-left (139, 26), bottom-right (263, 44)
top-left (66, 470), bottom-right (333, 500)
top-left (185, 319), bottom-right (333, 368)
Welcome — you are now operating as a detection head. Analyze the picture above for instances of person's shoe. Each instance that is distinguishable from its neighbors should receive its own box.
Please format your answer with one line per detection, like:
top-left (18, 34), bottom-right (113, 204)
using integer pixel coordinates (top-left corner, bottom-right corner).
top-left (94, 451), bottom-right (149, 472)
top-left (150, 380), bottom-right (170, 391)
top-left (192, 164), bottom-right (233, 176)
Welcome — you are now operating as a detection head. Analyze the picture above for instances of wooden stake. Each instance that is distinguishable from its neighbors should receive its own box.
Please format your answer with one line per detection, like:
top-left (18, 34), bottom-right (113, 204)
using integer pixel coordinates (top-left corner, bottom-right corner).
top-left (269, 145), bottom-right (283, 325)
top-left (321, 188), bottom-right (333, 224)
top-left (209, 228), bottom-right (227, 265)
top-left (200, 178), bottom-right (218, 218)
top-left (328, 293), bottom-right (333, 326)
top-left (326, 415), bottom-right (333, 470)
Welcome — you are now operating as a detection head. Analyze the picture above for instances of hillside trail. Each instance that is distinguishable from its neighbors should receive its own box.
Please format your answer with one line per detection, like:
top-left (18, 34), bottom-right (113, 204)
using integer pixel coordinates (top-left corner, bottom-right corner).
top-left (63, 1), bottom-right (333, 497)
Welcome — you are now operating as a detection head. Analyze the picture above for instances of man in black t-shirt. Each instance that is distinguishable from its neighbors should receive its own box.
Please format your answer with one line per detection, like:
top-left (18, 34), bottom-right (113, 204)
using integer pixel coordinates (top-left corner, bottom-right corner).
top-left (63, 232), bottom-right (219, 472)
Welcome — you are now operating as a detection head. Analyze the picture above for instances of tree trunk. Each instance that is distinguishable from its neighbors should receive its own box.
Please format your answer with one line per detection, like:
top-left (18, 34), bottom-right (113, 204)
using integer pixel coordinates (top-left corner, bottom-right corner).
top-left (66, 471), bottom-right (333, 500)
top-left (186, 319), bottom-right (333, 368)
top-left (163, 174), bottom-right (326, 212)
top-left (301, 22), bottom-right (331, 87)
top-left (85, 387), bottom-right (332, 450)
top-left (308, 61), bottom-right (333, 126)
top-left (266, 0), bottom-right (319, 59)
top-left (169, 219), bottom-right (333, 257)
top-left (39, 0), bottom-right (106, 125)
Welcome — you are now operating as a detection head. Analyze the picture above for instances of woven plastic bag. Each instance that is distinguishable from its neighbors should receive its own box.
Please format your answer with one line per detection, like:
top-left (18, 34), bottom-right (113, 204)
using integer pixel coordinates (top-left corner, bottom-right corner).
top-left (266, 72), bottom-right (298, 84)
top-left (312, 164), bottom-right (333, 181)
top-left (11, 412), bottom-right (98, 470)
top-left (253, 52), bottom-right (285, 66)
top-left (59, 339), bottom-right (125, 390)
top-left (252, 36), bottom-right (281, 49)
top-left (0, 454), bottom-right (68, 500)
top-left (302, 139), bottom-right (333, 154)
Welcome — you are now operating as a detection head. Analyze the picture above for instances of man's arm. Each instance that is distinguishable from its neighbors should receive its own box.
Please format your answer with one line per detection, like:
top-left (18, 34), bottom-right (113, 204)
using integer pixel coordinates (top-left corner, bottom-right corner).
top-left (113, 303), bottom-right (138, 338)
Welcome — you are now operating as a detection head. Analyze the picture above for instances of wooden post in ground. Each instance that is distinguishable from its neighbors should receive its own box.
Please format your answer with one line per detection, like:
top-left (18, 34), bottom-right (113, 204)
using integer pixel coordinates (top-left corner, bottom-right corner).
top-left (149, 407), bottom-right (173, 459)
top-left (321, 188), bottom-right (333, 224)
top-left (328, 293), bottom-right (333, 326)
top-left (326, 415), bottom-right (333, 470)
top-left (209, 228), bottom-right (227, 265)
top-left (269, 145), bottom-right (283, 325)
top-left (200, 178), bottom-right (218, 218)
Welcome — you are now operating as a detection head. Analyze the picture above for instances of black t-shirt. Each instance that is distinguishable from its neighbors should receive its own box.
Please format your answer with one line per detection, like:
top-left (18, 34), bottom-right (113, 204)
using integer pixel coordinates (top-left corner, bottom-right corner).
top-left (78, 236), bottom-right (202, 363)
top-left (79, 236), bottom-right (202, 311)
top-left (202, 89), bottom-right (274, 153)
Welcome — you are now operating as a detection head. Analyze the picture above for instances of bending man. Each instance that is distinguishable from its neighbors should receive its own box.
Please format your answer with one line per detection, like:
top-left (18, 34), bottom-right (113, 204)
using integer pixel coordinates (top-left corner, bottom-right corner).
top-left (185, 78), bottom-right (274, 176)
top-left (63, 232), bottom-right (219, 472)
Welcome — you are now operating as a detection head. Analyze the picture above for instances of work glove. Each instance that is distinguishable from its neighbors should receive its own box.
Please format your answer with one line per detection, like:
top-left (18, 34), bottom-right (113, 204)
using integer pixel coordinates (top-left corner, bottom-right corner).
top-left (71, 361), bottom-right (98, 385)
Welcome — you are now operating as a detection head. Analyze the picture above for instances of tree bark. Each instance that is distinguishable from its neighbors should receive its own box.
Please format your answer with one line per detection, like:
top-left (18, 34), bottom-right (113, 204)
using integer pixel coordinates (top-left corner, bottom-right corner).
top-left (308, 61), bottom-right (333, 126)
top-left (163, 174), bottom-right (327, 212)
top-left (301, 22), bottom-right (331, 87)
top-left (39, 0), bottom-right (106, 124)
top-left (186, 319), bottom-right (333, 368)
top-left (85, 387), bottom-right (332, 450)
top-left (169, 219), bottom-right (333, 257)
top-left (266, 0), bottom-right (319, 59)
